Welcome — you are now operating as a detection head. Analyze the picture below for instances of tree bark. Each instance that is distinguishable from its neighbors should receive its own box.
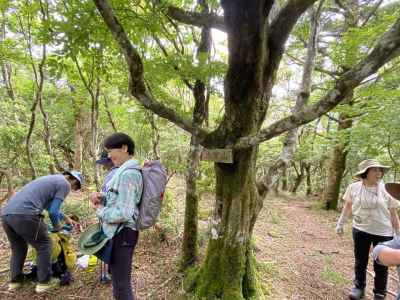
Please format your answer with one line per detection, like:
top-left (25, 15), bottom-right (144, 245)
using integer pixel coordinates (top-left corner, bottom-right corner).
top-left (305, 163), bottom-right (312, 195)
top-left (0, 169), bottom-right (14, 202)
top-left (323, 111), bottom-right (353, 210)
top-left (182, 2), bottom-right (211, 269)
top-left (73, 57), bottom-right (101, 189)
top-left (148, 113), bottom-right (160, 160)
top-left (0, 12), bottom-right (15, 100)
top-left (73, 96), bottom-right (84, 171)
top-left (291, 162), bottom-right (305, 193)
top-left (104, 95), bottom-right (118, 132)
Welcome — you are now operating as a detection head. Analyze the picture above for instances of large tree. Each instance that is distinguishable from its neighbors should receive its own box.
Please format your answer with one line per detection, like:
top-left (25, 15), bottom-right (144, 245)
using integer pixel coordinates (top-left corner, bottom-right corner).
top-left (93, 0), bottom-right (400, 298)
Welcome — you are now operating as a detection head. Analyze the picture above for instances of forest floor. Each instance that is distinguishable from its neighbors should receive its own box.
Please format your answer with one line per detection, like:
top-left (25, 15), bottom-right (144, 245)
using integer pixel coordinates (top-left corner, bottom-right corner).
top-left (0, 178), bottom-right (399, 300)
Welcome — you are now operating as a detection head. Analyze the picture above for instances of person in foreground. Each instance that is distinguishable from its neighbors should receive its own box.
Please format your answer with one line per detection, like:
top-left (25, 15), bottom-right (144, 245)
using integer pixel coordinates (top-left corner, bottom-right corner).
top-left (91, 132), bottom-right (142, 300)
top-left (372, 183), bottom-right (400, 300)
top-left (335, 159), bottom-right (400, 300)
top-left (1, 170), bottom-right (83, 293)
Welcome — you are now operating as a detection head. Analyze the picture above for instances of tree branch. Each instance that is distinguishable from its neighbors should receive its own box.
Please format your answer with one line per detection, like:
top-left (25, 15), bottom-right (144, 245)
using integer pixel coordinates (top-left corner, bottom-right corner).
top-left (235, 16), bottom-right (400, 149)
top-left (269, 0), bottom-right (317, 62)
top-left (165, 6), bottom-right (225, 32)
top-left (93, 0), bottom-right (209, 140)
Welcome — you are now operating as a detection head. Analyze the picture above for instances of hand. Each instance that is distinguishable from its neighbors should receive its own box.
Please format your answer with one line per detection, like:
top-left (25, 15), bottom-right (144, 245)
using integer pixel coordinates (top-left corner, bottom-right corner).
top-left (90, 192), bottom-right (102, 206)
top-left (64, 215), bottom-right (78, 226)
top-left (336, 224), bottom-right (344, 235)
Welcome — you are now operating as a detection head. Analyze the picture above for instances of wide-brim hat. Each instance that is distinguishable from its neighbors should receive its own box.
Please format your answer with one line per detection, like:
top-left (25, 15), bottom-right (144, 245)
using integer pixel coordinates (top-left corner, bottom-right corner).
top-left (354, 159), bottom-right (390, 178)
top-left (78, 223), bottom-right (109, 255)
top-left (385, 183), bottom-right (400, 201)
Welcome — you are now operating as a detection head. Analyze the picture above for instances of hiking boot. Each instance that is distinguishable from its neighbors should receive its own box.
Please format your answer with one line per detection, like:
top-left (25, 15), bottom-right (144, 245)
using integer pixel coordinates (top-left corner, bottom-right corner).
top-left (8, 281), bottom-right (22, 291)
top-left (35, 278), bottom-right (59, 293)
top-left (373, 294), bottom-right (385, 300)
top-left (349, 287), bottom-right (365, 300)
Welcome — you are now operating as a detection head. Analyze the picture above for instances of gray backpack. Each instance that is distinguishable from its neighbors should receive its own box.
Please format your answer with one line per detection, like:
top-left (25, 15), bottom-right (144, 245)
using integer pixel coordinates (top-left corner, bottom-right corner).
top-left (133, 160), bottom-right (167, 230)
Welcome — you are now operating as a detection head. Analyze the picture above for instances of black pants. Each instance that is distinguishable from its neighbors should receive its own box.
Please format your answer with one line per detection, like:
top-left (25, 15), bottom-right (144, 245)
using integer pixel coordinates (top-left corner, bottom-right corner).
top-left (352, 227), bottom-right (392, 295)
top-left (109, 227), bottom-right (139, 300)
top-left (2, 214), bottom-right (52, 283)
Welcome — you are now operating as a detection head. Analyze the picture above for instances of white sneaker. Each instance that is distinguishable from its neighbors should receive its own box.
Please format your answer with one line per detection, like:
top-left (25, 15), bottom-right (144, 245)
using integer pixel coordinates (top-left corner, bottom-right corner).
top-left (35, 278), bottom-right (59, 293)
top-left (8, 282), bottom-right (22, 291)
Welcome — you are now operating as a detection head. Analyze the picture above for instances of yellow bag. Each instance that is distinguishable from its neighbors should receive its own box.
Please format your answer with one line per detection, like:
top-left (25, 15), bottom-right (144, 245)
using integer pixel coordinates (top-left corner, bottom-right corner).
top-left (31, 232), bottom-right (76, 269)
top-left (57, 232), bottom-right (77, 269)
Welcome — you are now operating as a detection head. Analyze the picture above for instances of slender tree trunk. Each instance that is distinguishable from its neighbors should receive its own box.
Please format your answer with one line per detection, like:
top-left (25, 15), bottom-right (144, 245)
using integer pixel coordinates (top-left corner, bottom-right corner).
top-left (305, 163), bottom-right (312, 195)
top-left (182, 4), bottom-right (211, 269)
top-left (148, 113), bottom-right (160, 160)
top-left (91, 77), bottom-right (100, 190)
top-left (71, 91), bottom-right (84, 171)
top-left (73, 57), bottom-right (101, 189)
top-left (292, 162), bottom-right (305, 193)
top-left (0, 169), bottom-right (14, 202)
top-left (104, 95), bottom-right (118, 132)
top-left (323, 112), bottom-right (353, 209)
top-left (0, 12), bottom-right (15, 100)
top-left (281, 168), bottom-right (288, 191)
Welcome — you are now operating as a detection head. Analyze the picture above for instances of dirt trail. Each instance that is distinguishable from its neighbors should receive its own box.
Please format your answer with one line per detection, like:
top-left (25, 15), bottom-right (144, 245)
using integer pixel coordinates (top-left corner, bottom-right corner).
top-left (254, 196), bottom-right (399, 300)
top-left (0, 186), bottom-right (399, 299)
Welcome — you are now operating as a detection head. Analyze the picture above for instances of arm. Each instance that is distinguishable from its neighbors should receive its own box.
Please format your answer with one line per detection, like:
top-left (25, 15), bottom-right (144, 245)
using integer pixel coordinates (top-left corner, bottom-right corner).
top-left (336, 199), bottom-right (352, 235)
top-left (97, 170), bottom-right (142, 224)
top-left (390, 207), bottom-right (400, 234)
top-left (373, 246), bottom-right (400, 266)
top-left (47, 197), bottom-right (64, 231)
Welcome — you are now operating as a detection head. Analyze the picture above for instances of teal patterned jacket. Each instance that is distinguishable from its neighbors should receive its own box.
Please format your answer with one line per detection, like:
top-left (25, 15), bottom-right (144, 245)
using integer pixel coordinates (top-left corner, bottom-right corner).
top-left (97, 159), bottom-right (143, 238)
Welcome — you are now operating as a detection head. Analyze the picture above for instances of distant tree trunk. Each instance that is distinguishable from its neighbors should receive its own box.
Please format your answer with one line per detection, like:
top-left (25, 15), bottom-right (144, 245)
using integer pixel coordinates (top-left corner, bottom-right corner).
top-left (0, 169), bottom-right (14, 202)
top-left (305, 163), bottom-right (312, 195)
top-left (323, 111), bottom-right (353, 209)
top-left (73, 105), bottom-right (83, 171)
top-left (292, 162), bottom-right (305, 193)
top-left (148, 113), bottom-right (160, 160)
top-left (91, 77), bottom-right (100, 190)
top-left (0, 13), bottom-right (15, 100)
top-left (182, 4), bottom-right (211, 269)
top-left (281, 168), bottom-right (288, 191)
top-left (104, 95), bottom-right (118, 132)
top-left (73, 57), bottom-right (101, 189)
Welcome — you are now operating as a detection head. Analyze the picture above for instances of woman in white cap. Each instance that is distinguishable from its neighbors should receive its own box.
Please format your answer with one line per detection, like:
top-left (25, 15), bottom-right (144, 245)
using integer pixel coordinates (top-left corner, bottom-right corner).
top-left (336, 159), bottom-right (400, 300)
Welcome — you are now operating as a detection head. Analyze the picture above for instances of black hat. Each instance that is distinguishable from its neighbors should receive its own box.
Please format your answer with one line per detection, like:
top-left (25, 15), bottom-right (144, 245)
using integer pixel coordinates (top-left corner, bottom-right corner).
top-left (96, 151), bottom-right (112, 165)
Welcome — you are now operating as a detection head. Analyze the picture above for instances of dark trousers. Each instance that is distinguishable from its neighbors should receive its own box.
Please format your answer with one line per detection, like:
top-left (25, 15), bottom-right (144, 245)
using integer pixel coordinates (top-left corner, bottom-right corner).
top-left (2, 214), bottom-right (52, 283)
top-left (352, 227), bottom-right (392, 295)
top-left (109, 227), bottom-right (139, 300)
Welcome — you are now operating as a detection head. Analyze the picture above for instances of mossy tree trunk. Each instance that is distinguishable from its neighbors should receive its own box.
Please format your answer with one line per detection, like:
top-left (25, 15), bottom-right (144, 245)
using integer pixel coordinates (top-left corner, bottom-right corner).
top-left (195, 149), bottom-right (263, 299)
top-left (323, 112), bottom-right (353, 210)
top-left (193, 2), bottom-right (270, 297)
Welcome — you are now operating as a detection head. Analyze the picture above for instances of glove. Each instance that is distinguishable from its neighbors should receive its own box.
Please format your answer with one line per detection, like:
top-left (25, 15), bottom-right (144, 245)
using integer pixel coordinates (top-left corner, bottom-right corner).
top-left (335, 224), bottom-right (344, 235)
top-left (336, 212), bottom-right (348, 235)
